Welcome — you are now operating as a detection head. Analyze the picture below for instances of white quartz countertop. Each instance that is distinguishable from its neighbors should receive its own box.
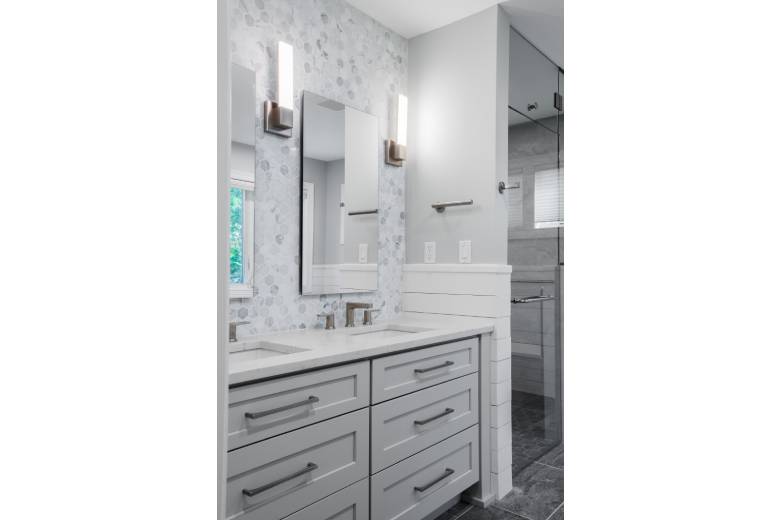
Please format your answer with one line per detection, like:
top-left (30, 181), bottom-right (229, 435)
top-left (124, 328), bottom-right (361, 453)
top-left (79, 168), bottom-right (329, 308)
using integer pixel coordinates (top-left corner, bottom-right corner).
top-left (228, 313), bottom-right (494, 385)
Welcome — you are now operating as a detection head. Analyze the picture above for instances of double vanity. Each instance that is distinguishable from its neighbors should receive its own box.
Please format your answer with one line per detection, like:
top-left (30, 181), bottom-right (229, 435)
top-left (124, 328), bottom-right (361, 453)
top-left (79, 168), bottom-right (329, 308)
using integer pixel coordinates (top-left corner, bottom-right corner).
top-left (226, 315), bottom-right (494, 520)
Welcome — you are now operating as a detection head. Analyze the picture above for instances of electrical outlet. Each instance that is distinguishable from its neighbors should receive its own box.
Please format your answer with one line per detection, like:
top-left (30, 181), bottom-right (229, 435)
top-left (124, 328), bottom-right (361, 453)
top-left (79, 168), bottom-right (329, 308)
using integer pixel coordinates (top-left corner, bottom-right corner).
top-left (459, 240), bottom-right (472, 263)
top-left (358, 243), bottom-right (368, 264)
top-left (424, 242), bottom-right (436, 263)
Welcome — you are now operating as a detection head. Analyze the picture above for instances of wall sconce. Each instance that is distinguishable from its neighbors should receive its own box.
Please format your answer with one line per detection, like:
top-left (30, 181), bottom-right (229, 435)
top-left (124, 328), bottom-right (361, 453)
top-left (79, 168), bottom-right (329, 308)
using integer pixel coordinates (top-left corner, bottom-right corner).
top-left (385, 93), bottom-right (407, 166)
top-left (264, 41), bottom-right (293, 138)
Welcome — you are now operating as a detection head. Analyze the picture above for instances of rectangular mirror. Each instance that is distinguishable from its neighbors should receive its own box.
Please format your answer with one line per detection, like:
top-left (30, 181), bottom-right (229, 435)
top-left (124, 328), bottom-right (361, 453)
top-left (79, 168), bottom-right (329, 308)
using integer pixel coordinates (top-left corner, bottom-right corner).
top-left (229, 63), bottom-right (256, 299)
top-left (300, 91), bottom-right (378, 295)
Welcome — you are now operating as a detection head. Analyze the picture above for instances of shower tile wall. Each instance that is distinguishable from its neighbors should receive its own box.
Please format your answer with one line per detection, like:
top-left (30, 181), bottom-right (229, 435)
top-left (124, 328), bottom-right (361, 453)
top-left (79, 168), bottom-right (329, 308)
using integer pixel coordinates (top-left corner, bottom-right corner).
top-left (229, 0), bottom-right (407, 333)
top-left (507, 115), bottom-right (562, 266)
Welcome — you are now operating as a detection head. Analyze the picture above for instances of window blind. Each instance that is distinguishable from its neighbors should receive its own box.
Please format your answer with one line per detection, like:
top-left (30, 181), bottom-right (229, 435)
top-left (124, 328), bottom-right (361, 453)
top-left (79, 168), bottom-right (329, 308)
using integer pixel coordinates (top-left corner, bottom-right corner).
top-left (534, 167), bottom-right (563, 229)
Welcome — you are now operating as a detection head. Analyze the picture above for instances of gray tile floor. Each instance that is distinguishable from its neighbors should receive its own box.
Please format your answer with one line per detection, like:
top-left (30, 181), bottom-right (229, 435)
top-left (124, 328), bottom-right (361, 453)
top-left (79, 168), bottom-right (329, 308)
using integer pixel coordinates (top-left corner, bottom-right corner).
top-left (433, 391), bottom-right (563, 520)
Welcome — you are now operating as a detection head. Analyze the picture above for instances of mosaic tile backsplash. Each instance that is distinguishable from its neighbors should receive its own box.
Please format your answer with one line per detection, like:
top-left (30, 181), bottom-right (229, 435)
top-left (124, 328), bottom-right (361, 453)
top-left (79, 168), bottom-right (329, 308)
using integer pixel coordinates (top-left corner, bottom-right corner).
top-left (229, 0), bottom-right (407, 334)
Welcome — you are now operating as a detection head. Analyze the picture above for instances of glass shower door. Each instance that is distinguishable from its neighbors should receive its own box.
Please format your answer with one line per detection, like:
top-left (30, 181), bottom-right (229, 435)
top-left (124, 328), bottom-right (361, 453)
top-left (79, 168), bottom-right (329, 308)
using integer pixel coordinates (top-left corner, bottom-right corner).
top-left (507, 29), bottom-right (563, 475)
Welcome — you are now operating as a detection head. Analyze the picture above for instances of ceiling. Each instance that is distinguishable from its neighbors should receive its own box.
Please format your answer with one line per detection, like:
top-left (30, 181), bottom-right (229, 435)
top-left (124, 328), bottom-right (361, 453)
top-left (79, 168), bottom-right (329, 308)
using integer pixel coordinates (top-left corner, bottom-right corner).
top-left (345, 0), bottom-right (563, 67)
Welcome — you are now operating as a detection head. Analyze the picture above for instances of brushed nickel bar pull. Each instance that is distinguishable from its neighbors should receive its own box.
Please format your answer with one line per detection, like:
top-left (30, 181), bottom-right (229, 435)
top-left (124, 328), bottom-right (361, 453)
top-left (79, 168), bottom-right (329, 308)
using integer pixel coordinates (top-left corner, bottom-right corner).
top-left (245, 396), bottom-right (319, 419)
top-left (347, 209), bottom-right (378, 216)
top-left (414, 360), bottom-right (454, 374)
top-left (242, 462), bottom-right (318, 497)
top-left (414, 408), bottom-right (455, 426)
top-left (498, 181), bottom-right (521, 194)
top-left (414, 468), bottom-right (455, 493)
top-left (431, 200), bottom-right (473, 213)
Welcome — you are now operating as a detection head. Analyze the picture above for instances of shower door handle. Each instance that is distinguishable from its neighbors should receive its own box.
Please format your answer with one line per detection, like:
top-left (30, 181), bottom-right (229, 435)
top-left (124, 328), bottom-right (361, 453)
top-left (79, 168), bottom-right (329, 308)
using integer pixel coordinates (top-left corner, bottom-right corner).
top-left (512, 296), bottom-right (555, 304)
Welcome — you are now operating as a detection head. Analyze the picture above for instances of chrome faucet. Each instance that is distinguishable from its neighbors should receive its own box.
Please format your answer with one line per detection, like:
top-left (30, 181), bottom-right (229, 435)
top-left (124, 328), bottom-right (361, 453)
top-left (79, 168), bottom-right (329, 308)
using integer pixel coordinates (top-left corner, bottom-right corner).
top-left (363, 308), bottom-right (381, 326)
top-left (345, 302), bottom-right (372, 327)
top-left (229, 321), bottom-right (250, 342)
top-left (317, 312), bottom-right (336, 330)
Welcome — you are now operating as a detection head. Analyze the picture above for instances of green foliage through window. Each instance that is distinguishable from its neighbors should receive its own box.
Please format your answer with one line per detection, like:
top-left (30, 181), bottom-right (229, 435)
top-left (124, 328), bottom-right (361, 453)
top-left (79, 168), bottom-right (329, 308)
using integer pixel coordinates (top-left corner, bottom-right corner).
top-left (230, 187), bottom-right (244, 284)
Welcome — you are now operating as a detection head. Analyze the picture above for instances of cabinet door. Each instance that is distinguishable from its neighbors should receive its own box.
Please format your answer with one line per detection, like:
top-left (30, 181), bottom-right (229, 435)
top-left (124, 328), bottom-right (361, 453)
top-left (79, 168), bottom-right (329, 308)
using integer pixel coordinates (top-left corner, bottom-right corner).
top-left (282, 478), bottom-right (368, 520)
top-left (228, 361), bottom-right (369, 450)
top-left (370, 425), bottom-right (479, 520)
top-left (227, 409), bottom-right (369, 520)
top-left (371, 338), bottom-right (478, 403)
top-left (371, 373), bottom-right (478, 472)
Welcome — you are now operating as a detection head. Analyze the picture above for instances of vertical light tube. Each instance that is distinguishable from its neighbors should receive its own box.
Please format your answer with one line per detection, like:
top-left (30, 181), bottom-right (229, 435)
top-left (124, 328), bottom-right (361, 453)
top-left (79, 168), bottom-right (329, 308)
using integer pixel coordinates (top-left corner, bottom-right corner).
top-left (396, 94), bottom-right (408, 146)
top-left (277, 41), bottom-right (293, 109)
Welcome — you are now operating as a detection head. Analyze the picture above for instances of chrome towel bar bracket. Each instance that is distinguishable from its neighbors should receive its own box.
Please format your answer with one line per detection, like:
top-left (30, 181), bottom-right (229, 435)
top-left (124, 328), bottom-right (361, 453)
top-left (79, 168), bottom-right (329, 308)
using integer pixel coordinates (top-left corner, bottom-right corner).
top-left (498, 181), bottom-right (521, 194)
top-left (431, 200), bottom-right (473, 213)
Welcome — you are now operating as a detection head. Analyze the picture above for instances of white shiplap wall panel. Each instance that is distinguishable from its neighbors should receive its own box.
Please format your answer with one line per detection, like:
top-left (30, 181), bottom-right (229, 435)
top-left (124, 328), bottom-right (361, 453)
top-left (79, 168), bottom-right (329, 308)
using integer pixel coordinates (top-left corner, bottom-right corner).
top-left (401, 263), bottom-right (513, 502)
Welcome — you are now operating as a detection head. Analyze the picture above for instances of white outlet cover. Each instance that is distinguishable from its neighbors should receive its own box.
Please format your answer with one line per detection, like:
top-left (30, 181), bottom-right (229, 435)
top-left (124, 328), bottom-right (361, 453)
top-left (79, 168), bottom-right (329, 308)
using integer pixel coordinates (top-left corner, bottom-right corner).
top-left (424, 242), bottom-right (436, 263)
top-left (358, 243), bottom-right (368, 264)
top-left (459, 240), bottom-right (472, 263)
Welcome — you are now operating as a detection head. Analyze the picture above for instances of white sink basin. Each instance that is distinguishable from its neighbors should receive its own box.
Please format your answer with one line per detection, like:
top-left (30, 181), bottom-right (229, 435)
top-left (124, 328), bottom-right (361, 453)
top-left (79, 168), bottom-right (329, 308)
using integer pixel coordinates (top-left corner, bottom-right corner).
top-left (342, 324), bottom-right (432, 339)
top-left (349, 329), bottom-right (417, 339)
top-left (229, 341), bottom-right (308, 364)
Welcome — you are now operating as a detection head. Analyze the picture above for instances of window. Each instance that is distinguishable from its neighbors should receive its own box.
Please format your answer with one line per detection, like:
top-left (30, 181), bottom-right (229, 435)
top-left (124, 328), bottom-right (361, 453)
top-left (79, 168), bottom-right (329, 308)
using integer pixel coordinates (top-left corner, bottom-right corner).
top-left (230, 171), bottom-right (254, 299)
top-left (534, 167), bottom-right (563, 229)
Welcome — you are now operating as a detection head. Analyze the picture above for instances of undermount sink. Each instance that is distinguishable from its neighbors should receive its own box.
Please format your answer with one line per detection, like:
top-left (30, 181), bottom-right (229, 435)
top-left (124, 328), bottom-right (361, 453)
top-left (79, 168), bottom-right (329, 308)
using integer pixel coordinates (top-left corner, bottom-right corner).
top-left (229, 342), bottom-right (308, 364)
top-left (343, 324), bottom-right (432, 339)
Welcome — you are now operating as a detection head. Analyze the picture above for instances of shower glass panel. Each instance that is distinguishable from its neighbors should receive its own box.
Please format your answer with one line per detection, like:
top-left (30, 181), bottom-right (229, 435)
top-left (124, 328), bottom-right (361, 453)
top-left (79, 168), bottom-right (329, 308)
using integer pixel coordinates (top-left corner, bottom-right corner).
top-left (509, 28), bottom-right (559, 132)
top-left (508, 29), bottom-right (563, 475)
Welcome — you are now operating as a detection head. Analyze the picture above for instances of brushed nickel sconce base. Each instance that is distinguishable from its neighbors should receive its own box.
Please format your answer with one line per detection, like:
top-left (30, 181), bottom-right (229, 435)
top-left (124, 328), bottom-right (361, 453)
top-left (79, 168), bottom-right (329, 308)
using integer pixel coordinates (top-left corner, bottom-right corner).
top-left (264, 100), bottom-right (293, 137)
top-left (385, 140), bottom-right (405, 167)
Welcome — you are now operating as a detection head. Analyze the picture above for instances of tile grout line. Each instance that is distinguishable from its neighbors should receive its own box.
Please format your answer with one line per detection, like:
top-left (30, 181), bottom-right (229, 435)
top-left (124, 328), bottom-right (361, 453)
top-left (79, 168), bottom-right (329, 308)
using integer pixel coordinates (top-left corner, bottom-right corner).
top-left (533, 460), bottom-right (563, 471)
top-left (543, 501), bottom-right (564, 520)
top-left (491, 504), bottom-right (536, 520)
top-left (450, 504), bottom-right (474, 520)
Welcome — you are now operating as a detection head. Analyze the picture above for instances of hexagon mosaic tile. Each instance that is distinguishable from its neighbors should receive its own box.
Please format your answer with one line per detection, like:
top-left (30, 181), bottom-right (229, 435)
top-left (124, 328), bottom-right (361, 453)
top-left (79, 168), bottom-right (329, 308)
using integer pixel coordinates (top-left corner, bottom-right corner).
top-left (229, 0), bottom-right (407, 334)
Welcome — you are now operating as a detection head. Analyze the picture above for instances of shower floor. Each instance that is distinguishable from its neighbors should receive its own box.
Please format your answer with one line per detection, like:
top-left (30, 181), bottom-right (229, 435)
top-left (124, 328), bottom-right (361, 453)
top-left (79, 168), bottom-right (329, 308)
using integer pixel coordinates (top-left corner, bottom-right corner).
top-left (433, 391), bottom-right (564, 520)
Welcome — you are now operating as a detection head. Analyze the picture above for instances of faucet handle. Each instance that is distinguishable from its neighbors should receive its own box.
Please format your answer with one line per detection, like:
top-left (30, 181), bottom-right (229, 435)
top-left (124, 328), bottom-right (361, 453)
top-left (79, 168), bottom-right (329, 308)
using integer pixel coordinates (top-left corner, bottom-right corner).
top-left (229, 321), bottom-right (251, 342)
top-left (363, 308), bottom-right (381, 326)
top-left (317, 312), bottom-right (336, 330)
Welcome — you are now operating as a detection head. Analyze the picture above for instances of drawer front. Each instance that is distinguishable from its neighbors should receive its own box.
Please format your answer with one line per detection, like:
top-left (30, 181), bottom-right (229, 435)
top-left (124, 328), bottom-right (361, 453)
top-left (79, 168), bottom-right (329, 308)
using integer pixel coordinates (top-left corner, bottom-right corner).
top-left (228, 361), bottom-right (369, 450)
top-left (371, 338), bottom-right (479, 403)
top-left (370, 425), bottom-right (479, 520)
top-left (371, 373), bottom-right (479, 473)
top-left (282, 478), bottom-right (368, 520)
top-left (227, 409), bottom-right (369, 520)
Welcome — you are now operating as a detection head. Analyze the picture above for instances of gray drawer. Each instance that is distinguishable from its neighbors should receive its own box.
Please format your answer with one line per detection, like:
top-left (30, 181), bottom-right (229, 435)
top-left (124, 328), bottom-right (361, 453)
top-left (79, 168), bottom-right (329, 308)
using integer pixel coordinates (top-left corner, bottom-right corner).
top-left (370, 425), bottom-right (479, 520)
top-left (371, 373), bottom-right (479, 473)
top-left (228, 361), bottom-right (369, 450)
top-left (371, 338), bottom-right (478, 403)
top-left (282, 478), bottom-right (368, 520)
top-left (227, 409), bottom-right (369, 520)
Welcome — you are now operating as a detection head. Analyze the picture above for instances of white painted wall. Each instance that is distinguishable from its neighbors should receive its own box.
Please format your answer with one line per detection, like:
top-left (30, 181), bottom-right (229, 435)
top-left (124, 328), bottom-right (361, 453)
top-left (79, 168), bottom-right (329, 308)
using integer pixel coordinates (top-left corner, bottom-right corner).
top-left (406, 6), bottom-right (510, 264)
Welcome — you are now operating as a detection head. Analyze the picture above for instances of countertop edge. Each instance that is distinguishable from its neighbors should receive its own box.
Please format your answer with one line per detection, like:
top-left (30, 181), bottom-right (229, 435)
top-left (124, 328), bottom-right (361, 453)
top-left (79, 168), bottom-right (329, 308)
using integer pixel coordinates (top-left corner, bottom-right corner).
top-left (228, 324), bottom-right (494, 385)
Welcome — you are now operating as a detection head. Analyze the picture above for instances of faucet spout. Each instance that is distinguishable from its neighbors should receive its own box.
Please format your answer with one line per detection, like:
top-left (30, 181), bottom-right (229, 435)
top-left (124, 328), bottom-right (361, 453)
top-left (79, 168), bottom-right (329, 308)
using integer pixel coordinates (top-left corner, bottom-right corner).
top-left (345, 302), bottom-right (372, 327)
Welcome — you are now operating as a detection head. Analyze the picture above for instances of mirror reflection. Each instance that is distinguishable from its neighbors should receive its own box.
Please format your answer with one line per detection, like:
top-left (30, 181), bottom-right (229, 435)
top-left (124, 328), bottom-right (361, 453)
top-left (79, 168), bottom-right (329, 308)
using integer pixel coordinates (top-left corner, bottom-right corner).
top-left (229, 63), bottom-right (256, 299)
top-left (300, 91), bottom-right (379, 295)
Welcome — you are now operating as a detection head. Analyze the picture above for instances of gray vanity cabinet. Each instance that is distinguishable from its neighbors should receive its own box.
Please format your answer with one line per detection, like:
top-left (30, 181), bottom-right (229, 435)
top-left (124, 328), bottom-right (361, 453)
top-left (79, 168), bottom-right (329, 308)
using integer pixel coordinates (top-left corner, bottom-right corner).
top-left (283, 479), bottom-right (369, 520)
top-left (370, 425), bottom-right (480, 520)
top-left (226, 336), bottom-right (482, 520)
top-left (371, 337), bottom-right (479, 402)
top-left (228, 361), bottom-right (369, 450)
top-left (371, 372), bottom-right (479, 472)
top-left (226, 408), bottom-right (369, 520)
